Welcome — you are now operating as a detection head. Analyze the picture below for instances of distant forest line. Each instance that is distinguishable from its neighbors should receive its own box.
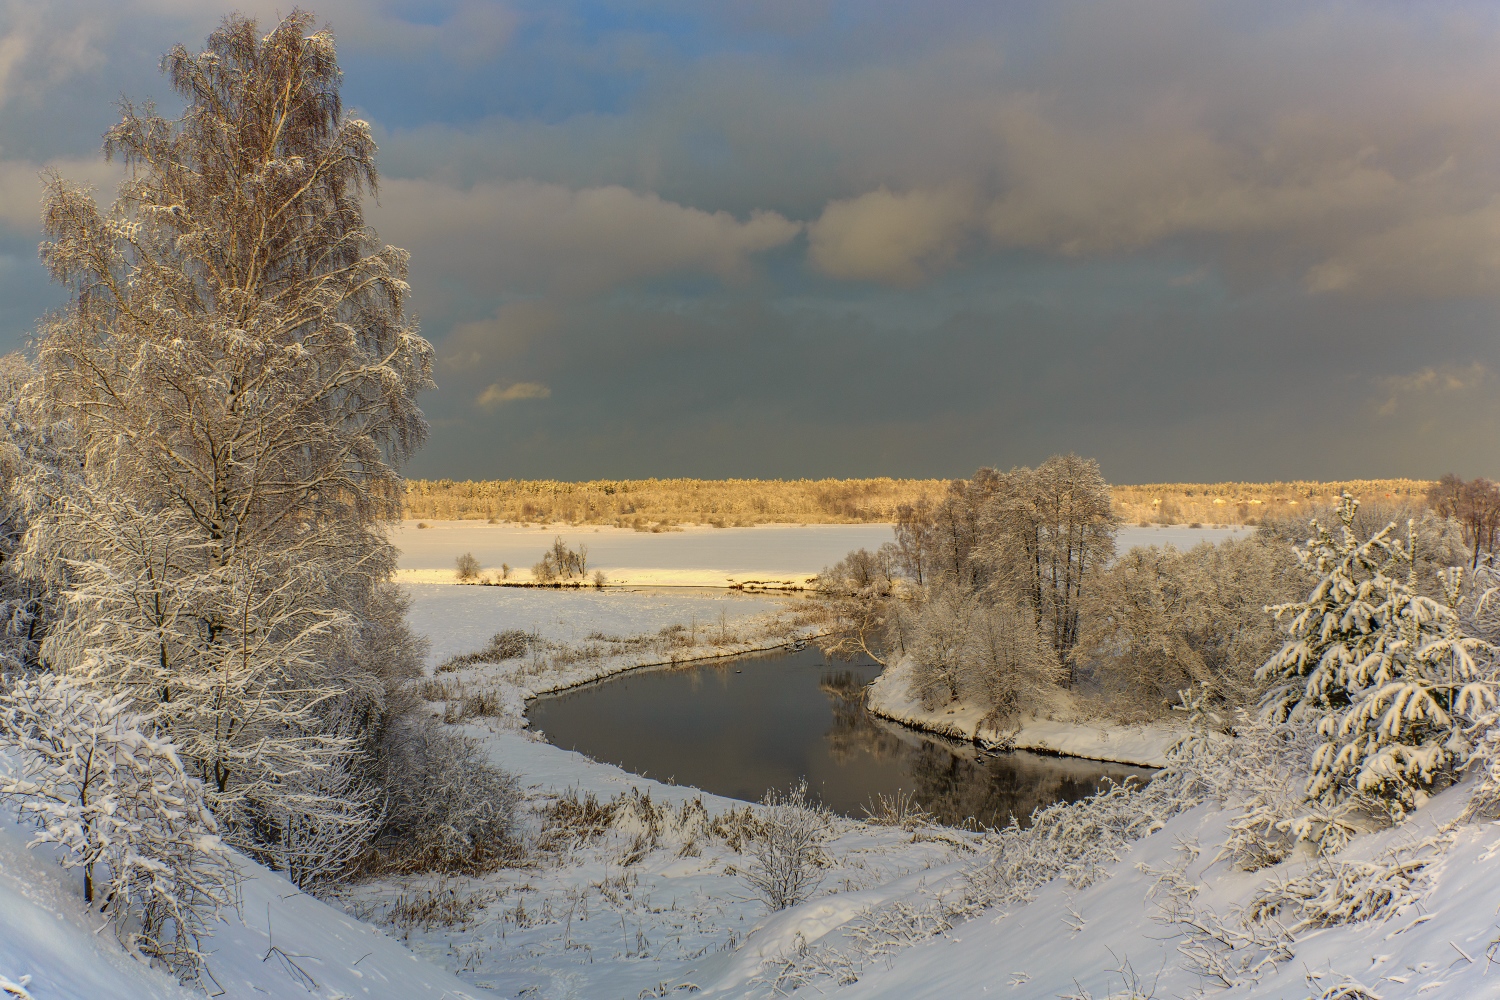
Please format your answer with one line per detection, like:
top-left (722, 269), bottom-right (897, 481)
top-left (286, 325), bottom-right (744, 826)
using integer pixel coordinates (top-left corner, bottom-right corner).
top-left (402, 477), bottom-right (1437, 528)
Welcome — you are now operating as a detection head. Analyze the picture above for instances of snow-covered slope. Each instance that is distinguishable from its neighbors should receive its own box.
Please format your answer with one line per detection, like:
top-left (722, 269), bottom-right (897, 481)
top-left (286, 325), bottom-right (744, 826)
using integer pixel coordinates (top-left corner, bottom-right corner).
top-left (0, 810), bottom-right (496, 1000)
top-left (758, 780), bottom-right (1500, 1000)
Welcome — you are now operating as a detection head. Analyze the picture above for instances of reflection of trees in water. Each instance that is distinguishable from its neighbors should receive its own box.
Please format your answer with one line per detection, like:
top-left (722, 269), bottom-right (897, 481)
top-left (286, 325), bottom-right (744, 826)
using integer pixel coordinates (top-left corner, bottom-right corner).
top-left (904, 744), bottom-right (1136, 829)
top-left (818, 668), bottom-right (1152, 829)
top-left (821, 670), bottom-right (909, 764)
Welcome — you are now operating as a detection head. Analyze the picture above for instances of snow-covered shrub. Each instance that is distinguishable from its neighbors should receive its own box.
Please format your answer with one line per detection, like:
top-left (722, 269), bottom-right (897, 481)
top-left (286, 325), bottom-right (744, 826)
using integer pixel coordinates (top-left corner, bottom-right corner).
top-left (743, 780), bottom-right (830, 911)
top-left (1244, 833), bottom-right (1449, 932)
top-left (537, 789), bottom-right (620, 852)
top-left (1258, 495), bottom-right (1498, 822)
top-left (455, 552), bottom-right (481, 581)
top-left (809, 549), bottom-right (898, 666)
top-left (1074, 536), bottom-right (1300, 713)
top-left (536, 787), bottom-right (724, 862)
top-left (861, 789), bottom-right (936, 831)
top-left (436, 629), bottom-right (537, 673)
top-left (0, 672), bottom-right (238, 980)
top-left (900, 584), bottom-right (1057, 723)
top-left (372, 715), bottom-right (521, 871)
top-left (1171, 698), bottom-right (1333, 867)
top-left (533, 537), bottom-right (588, 582)
top-left (962, 752), bottom-right (1201, 915)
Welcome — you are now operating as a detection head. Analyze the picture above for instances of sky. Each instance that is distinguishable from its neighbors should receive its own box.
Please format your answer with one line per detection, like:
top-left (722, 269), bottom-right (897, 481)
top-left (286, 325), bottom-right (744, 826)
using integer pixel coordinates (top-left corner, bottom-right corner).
top-left (1, 0), bottom-right (1498, 484)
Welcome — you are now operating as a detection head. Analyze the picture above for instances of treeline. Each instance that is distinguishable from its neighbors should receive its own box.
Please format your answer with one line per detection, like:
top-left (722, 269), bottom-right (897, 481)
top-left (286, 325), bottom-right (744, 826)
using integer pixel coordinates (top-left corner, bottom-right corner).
top-left (814, 456), bottom-right (1481, 731)
top-left (1112, 478), bottom-right (1433, 527)
top-left (403, 476), bottom-right (1435, 528)
top-left (403, 477), bottom-right (947, 526)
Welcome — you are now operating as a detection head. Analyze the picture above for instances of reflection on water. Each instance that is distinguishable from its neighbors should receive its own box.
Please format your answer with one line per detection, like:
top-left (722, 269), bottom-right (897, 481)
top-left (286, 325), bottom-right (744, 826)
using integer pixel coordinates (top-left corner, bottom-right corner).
top-left (527, 646), bottom-right (1153, 828)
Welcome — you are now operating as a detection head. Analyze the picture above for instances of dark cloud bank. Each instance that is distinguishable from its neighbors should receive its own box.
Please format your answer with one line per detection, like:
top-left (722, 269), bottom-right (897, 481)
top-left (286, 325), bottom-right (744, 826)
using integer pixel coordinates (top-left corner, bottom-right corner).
top-left (3, 0), bottom-right (1499, 482)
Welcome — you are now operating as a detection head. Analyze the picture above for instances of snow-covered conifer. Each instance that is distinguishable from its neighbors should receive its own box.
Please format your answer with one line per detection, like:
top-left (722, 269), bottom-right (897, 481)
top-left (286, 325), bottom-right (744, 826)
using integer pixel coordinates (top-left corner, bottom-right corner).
top-left (1258, 495), bottom-right (1497, 822)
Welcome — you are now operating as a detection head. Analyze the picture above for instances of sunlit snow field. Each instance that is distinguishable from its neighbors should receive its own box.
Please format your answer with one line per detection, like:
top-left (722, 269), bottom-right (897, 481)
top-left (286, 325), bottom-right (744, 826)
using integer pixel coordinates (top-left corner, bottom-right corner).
top-left (392, 520), bottom-right (1250, 588)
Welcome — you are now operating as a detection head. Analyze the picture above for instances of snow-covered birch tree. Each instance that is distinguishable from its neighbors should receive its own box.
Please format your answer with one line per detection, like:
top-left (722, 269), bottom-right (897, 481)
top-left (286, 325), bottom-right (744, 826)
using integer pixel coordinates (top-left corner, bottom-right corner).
top-left (19, 11), bottom-right (485, 882)
top-left (977, 454), bottom-right (1115, 675)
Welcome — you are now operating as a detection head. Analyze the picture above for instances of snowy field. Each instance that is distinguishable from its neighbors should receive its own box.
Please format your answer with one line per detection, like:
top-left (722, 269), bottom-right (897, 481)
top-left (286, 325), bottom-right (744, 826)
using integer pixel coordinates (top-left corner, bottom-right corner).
top-left (392, 521), bottom-right (1248, 586)
top-left (404, 583), bottom-right (789, 668)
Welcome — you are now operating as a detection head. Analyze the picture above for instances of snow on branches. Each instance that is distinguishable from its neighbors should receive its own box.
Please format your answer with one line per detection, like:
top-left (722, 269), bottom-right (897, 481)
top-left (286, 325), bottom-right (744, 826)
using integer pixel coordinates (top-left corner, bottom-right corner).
top-left (1257, 494), bottom-right (1498, 822)
top-left (0, 672), bottom-right (237, 980)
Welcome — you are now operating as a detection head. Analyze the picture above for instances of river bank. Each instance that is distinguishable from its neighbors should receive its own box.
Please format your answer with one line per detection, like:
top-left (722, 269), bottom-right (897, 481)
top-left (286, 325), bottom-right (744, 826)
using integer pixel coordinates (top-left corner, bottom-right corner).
top-left (865, 655), bottom-right (1182, 768)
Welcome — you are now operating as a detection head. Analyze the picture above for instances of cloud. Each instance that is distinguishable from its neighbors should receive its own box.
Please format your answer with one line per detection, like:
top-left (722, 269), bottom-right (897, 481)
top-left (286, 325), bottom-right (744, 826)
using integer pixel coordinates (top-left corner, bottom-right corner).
top-left (1305, 200), bottom-right (1500, 297)
top-left (373, 178), bottom-right (800, 296)
top-left (0, 153), bottom-right (126, 244)
top-left (807, 185), bottom-right (976, 284)
top-left (477, 380), bottom-right (551, 408)
top-left (1376, 362), bottom-right (1489, 416)
top-left (0, 1), bottom-right (107, 110)
top-left (438, 301), bottom-right (561, 377)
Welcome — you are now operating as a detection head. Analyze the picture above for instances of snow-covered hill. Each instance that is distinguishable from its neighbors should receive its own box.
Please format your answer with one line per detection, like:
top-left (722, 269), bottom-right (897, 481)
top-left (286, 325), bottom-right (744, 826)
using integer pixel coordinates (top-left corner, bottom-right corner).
top-left (719, 778), bottom-right (1500, 1000)
top-left (0, 810), bottom-right (494, 1000)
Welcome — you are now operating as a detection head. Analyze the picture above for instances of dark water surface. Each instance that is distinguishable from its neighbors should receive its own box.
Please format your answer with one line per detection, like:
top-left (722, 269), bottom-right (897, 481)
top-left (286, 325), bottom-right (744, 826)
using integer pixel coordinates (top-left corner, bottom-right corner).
top-left (528, 647), bottom-right (1154, 828)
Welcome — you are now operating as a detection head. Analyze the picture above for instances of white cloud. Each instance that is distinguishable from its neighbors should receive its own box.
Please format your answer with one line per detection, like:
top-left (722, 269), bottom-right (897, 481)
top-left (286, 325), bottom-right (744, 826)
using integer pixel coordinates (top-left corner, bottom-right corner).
top-left (1376, 362), bottom-right (1489, 416)
top-left (0, 154), bottom-right (124, 232)
top-left (477, 380), bottom-right (550, 408)
top-left (807, 185), bottom-right (976, 284)
top-left (373, 178), bottom-right (800, 296)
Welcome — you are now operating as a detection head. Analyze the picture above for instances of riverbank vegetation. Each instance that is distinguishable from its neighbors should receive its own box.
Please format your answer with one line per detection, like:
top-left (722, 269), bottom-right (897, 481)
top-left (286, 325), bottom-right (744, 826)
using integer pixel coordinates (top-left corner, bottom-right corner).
top-left (814, 454), bottom-right (1500, 862)
top-left (402, 475), bottom-right (1435, 527)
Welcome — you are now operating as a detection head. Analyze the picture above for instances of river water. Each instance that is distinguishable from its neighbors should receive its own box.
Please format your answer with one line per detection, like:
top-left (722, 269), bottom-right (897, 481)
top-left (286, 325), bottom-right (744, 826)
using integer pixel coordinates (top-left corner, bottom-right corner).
top-left (528, 646), bottom-right (1154, 828)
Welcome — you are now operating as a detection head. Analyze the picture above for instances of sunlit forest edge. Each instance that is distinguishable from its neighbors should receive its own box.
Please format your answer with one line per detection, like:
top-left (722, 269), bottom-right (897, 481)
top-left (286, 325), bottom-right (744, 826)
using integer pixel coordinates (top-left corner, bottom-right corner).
top-left (402, 477), bottom-right (1436, 527)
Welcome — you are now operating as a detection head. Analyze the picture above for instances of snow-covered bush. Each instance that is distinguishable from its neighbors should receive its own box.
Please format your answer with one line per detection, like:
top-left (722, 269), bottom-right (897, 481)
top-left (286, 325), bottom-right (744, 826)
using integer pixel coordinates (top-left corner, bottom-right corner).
top-left (1258, 495), bottom-right (1498, 822)
top-left (962, 733), bottom-right (1211, 919)
top-left (1165, 689), bottom-right (1336, 867)
top-left (455, 552), bottom-right (482, 581)
top-left (372, 715), bottom-right (521, 872)
top-left (1074, 536), bottom-right (1301, 713)
top-left (533, 537), bottom-right (588, 583)
top-left (0, 672), bottom-right (238, 980)
top-left (1245, 833), bottom-right (1449, 932)
top-left (743, 780), bottom-right (829, 911)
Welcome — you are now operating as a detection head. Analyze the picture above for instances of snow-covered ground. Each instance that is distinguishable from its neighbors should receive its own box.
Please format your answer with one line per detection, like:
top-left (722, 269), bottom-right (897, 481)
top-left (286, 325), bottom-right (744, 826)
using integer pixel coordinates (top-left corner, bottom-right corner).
top-left (391, 522), bottom-right (893, 587)
top-left (17, 518), bottom-right (1385, 1000)
top-left (391, 522), bottom-right (1249, 586)
top-left (867, 655), bottom-right (1181, 767)
top-left (335, 726), bottom-right (973, 999)
top-left (0, 805), bottom-right (499, 999)
top-left (820, 778), bottom-right (1500, 1000)
top-left (404, 583), bottom-right (790, 669)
